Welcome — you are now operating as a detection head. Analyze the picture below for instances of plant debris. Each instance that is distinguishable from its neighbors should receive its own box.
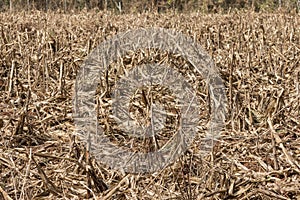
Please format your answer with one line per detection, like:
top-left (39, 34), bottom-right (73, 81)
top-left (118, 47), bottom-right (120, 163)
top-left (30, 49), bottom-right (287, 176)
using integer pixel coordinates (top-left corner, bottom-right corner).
top-left (0, 10), bottom-right (299, 199)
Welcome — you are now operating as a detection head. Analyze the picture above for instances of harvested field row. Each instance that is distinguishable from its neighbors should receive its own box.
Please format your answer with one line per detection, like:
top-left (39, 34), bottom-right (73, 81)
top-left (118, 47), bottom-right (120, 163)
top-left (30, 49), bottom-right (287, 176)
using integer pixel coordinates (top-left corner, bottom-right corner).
top-left (0, 10), bottom-right (300, 199)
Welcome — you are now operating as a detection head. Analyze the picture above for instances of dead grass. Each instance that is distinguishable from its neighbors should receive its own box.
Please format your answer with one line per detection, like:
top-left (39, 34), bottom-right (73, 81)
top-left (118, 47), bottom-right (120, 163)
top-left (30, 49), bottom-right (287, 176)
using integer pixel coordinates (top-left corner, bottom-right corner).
top-left (0, 10), bottom-right (300, 199)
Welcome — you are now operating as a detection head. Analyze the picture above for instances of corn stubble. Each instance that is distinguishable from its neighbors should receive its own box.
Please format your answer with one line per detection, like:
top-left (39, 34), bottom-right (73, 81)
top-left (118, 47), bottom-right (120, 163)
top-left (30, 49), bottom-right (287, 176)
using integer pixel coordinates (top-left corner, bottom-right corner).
top-left (0, 10), bottom-right (300, 199)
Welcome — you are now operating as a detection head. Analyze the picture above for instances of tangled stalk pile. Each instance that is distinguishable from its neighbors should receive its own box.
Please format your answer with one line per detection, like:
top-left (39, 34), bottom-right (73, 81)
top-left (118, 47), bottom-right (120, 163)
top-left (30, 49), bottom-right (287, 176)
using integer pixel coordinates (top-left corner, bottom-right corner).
top-left (0, 10), bottom-right (299, 199)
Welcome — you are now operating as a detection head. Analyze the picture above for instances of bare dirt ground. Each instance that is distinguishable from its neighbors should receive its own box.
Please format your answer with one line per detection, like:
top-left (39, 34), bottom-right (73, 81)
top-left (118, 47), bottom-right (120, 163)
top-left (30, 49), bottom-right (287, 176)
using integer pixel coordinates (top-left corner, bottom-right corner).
top-left (0, 10), bottom-right (300, 199)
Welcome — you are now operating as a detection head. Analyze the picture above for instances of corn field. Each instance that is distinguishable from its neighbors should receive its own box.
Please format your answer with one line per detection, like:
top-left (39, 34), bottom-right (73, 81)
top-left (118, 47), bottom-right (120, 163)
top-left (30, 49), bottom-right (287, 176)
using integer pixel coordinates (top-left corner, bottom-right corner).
top-left (0, 10), bottom-right (300, 199)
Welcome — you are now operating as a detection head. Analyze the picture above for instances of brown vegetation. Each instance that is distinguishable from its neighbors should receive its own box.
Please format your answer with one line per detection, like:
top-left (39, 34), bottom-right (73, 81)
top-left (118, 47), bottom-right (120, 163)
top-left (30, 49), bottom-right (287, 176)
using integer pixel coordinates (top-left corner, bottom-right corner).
top-left (1, 0), bottom-right (300, 13)
top-left (0, 10), bottom-right (300, 199)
